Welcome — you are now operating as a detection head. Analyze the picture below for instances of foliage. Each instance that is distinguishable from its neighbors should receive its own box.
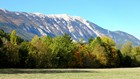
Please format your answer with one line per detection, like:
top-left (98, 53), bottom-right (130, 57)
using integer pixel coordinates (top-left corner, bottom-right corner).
top-left (0, 42), bottom-right (19, 67)
top-left (10, 30), bottom-right (17, 45)
top-left (120, 42), bottom-right (133, 66)
top-left (0, 29), bottom-right (140, 68)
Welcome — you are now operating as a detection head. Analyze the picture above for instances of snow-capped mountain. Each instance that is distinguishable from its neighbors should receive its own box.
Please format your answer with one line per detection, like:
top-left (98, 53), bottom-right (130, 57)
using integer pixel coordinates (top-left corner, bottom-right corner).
top-left (0, 9), bottom-right (140, 46)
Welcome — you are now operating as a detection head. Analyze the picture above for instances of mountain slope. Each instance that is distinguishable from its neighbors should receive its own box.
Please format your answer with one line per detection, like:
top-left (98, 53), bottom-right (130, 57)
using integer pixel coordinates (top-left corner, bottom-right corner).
top-left (0, 9), bottom-right (140, 45)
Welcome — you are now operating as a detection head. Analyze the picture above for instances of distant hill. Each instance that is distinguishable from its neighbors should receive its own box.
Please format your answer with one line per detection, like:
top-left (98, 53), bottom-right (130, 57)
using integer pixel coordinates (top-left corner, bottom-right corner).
top-left (0, 9), bottom-right (140, 46)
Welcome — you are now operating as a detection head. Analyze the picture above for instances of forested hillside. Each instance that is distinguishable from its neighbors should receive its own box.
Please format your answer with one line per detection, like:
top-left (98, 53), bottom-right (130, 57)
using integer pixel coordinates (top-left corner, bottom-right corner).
top-left (0, 29), bottom-right (140, 68)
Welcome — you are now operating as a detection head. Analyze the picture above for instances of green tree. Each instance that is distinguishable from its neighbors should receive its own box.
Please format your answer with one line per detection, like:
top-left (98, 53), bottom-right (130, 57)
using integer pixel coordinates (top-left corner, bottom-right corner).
top-left (120, 42), bottom-right (133, 67)
top-left (131, 46), bottom-right (140, 66)
top-left (35, 40), bottom-right (52, 68)
top-left (49, 34), bottom-right (76, 67)
top-left (28, 35), bottom-right (54, 68)
top-left (121, 42), bottom-right (132, 56)
top-left (0, 42), bottom-right (19, 67)
top-left (88, 37), bottom-right (103, 52)
top-left (88, 36), bottom-right (94, 44)
top-left (26, 43), bottom-right (37, 68)
top-left (19, 42), bottom-right (29, 67)
top-left (40, 36), bottom-right (52, 45)
top-left (0, 38), bottom-right (3, 47)
top-left (101, 36), bottom-right (120, 67)
top-left (10, 30), bottom-right (17, 45)
top-left (31, 35), bottom-right (39, 46)
top-left (88, 36), bottom-right (121, 67)
top-left (88, 37), bottom-right (108, 67)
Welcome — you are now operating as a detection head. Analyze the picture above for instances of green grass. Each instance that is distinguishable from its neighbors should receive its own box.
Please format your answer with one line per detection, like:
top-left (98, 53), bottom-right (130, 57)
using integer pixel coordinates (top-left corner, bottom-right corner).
top-left (0, 68), bottom-right (140, 79)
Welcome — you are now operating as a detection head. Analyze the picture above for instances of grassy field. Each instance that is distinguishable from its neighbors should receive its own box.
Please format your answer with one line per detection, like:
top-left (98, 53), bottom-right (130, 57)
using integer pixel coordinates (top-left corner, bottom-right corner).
top-left (0, 68), bottom-right (140, 79)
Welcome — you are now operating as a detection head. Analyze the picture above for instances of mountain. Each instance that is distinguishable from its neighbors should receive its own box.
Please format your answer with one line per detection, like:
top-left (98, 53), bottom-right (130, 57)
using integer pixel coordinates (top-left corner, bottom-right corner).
top-left (0, 9), bottom-right (140, 46)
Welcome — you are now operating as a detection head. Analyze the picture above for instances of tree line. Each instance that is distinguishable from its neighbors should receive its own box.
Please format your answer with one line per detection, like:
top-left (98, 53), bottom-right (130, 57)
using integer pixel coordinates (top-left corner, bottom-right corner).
top-left (0, 29), bottom-right (140, 68)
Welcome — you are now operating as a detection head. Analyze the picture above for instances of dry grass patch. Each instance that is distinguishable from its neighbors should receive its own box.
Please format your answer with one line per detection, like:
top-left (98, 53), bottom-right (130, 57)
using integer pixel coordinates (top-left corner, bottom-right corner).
top-left (0, 68), bottom-right (140, 79)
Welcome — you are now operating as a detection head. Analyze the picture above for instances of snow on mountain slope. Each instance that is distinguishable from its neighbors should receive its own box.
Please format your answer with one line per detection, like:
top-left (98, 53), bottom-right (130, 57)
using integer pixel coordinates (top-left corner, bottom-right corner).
top-left (0, 9), bottom-right (140, 46)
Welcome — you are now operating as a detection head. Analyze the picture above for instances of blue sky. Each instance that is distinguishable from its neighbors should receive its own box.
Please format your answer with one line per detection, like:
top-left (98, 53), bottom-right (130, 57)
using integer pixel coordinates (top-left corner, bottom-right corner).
top-left (0, 0), bottom-right (140, 39)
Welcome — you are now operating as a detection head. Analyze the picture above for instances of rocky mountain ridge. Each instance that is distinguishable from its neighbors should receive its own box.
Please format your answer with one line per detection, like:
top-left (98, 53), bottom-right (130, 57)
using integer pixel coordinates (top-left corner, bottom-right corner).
top-left (0, 9), bottom-right (139, 46)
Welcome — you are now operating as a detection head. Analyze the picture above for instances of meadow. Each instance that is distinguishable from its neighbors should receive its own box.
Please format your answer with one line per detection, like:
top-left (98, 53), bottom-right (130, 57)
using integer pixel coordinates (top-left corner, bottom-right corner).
top-left (0, 68), bottom-right (140, 79)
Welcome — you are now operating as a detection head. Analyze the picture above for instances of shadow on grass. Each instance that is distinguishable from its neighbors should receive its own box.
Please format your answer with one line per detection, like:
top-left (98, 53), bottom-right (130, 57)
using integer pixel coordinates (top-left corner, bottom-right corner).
top-left (0, 69), bottom-right (97, 74)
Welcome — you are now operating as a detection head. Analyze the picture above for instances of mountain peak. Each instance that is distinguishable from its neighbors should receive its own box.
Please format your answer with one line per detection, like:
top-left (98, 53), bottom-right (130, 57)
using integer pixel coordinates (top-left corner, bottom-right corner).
top-left (0, 8), bottom-right (8, 13)
top-left (46, 14), bottom-right (73, 21)
top-left (46, 14), bottom-right (87, 22)
top-left (32, 12), bottom-right (46, 18)
top-left (47, 14), bottom-right (69, 17)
